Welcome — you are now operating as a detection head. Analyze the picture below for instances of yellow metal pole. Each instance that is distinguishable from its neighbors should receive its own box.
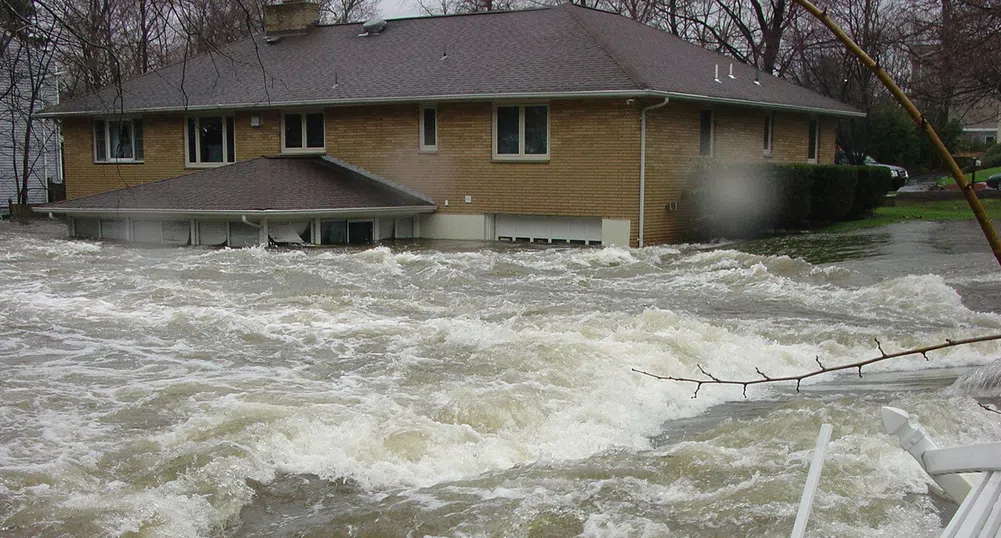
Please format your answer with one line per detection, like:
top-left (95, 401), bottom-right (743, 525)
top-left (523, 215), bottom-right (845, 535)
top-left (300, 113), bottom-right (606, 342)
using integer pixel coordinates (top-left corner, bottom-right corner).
top-left (792, 0), bottom-right (1001, 268)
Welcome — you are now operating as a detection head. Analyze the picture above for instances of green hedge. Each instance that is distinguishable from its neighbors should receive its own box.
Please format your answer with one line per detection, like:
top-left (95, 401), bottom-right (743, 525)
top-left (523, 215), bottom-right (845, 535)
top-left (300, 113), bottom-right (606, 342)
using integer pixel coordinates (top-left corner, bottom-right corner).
top-left (808, 165), bottom-right (858, 223)
top-left (687, 163), bottom-right (885, 239)
top-left (849, 166), bottom-right (893, 218)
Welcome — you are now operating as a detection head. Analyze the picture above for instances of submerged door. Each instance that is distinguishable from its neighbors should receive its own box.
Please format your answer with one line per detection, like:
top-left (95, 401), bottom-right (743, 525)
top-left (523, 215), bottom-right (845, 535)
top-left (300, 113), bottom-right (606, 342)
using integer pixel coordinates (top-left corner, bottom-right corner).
top-left (348, 221), bottom-right (373, 244)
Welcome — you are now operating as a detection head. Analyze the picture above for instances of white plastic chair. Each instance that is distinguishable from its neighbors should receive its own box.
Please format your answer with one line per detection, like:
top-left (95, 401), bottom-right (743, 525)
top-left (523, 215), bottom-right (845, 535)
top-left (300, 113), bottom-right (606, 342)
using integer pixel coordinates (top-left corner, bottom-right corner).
top-left (881, 406), bottom-right (1001, 538)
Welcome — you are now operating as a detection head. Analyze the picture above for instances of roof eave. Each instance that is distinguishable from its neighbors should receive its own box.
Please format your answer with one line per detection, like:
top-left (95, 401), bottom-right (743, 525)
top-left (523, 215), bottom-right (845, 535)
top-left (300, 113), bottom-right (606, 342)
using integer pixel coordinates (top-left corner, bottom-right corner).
top-left (36, 89), bottom-right (863, 119)
top-left (42, 205), bottom-right (438, 219)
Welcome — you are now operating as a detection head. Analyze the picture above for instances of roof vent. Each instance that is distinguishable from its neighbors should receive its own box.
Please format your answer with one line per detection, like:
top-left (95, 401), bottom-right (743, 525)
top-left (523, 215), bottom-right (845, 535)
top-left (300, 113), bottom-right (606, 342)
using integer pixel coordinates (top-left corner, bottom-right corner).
top-left (360, 18), bottom-right (387, 36)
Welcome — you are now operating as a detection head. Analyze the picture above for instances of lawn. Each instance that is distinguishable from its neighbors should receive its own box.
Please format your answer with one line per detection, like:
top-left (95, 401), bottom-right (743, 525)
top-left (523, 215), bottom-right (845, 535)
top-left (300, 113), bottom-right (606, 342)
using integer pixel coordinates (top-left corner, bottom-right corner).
top-left (822, 199), bottom-right (1001, 233)
top-left (935, 166), bottom-right (1001, 187)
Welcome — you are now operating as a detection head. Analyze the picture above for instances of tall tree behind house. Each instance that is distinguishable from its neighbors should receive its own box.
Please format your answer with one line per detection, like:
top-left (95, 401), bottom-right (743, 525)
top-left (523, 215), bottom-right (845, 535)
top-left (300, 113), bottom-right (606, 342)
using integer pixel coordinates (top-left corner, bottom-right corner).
top-left (1, 1), bottom-right (61, 206)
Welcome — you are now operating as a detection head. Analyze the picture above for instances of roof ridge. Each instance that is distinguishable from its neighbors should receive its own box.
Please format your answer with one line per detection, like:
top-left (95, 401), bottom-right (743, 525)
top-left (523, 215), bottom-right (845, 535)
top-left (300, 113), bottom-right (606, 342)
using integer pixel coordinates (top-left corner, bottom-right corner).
top-left (361, 6), bottom-right (550, 24)
top-left (562, 4), bottom-right (647, 91)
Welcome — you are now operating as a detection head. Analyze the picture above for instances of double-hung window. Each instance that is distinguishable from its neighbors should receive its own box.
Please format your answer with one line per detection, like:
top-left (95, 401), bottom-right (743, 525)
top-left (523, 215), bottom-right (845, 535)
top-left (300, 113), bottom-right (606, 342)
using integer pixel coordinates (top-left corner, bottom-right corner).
top-left (186, 116), bottom-right (235, 166)
top-left (494, 104), bottom-right (548, 160)
top-left (283, 112), bottom-right (325, 152)
top-left (420, 106), bottom-right (437, 152)
top-left (807, 119), bottom-right (819, 163)
top-left (94, 118), bottom-right (143, 163)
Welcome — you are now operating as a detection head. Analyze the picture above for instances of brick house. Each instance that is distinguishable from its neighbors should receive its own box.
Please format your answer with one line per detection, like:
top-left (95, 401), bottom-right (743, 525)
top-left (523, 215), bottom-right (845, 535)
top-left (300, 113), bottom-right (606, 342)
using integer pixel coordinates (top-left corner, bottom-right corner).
top-left (40, 1), bottom-right (861, 247)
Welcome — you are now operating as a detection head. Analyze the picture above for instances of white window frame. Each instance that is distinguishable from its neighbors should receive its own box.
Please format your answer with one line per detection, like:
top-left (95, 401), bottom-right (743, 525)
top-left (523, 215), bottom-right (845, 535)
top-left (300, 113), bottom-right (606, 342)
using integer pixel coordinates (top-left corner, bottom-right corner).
top-left (763, 111), bottom-right (774, 158)
top-left (699, 108), bottom-right (715, 157)
top-left (807, 118), bottom-right (820, 164)
top-left (93, 118), bottom-right (143, 163)
top-left (281, 111), bottom-right (325, 154)
top-left (185, 115), bottom-right (235, 168)
top-left (492, 103), bottom-right (550, 162)
top-left (419, 105), bottom-right (437, 153)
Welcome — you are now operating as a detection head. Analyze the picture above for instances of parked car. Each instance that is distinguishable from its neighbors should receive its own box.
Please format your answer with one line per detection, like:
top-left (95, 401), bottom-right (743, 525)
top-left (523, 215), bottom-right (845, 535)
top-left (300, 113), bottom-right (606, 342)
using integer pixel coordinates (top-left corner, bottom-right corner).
top-left (986, 173), bottom-right (1001, 190)
top-left (863, 156), bottom-right (910, 182)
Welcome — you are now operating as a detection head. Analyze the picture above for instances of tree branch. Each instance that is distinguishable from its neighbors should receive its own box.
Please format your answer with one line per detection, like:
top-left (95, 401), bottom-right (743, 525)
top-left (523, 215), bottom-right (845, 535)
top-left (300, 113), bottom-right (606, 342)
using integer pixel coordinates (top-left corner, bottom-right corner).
top-left (633, 334), bottom-right (1001, 398)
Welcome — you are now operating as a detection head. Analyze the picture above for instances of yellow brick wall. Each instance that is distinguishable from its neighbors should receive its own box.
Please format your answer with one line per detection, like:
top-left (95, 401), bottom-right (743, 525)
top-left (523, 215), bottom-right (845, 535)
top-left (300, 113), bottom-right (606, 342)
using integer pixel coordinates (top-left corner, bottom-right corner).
top-left (63, 115), bottom-right (188, 199)
top-left (62, 99), bottom-right (840, 246)
top-left (643, 102), bottom-right (838, 245)
top-left (323, 100), bottom-right (640, 238)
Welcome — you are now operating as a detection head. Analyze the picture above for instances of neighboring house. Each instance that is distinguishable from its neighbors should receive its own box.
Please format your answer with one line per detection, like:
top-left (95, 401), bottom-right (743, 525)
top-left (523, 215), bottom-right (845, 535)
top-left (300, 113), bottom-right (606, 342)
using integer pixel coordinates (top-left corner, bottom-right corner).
top-left (1, 38), bottom-right (62, 211)
top-left (956, 98), bottom-right (1000, 147)
top-left (40, 1), bottom-right (860, 247)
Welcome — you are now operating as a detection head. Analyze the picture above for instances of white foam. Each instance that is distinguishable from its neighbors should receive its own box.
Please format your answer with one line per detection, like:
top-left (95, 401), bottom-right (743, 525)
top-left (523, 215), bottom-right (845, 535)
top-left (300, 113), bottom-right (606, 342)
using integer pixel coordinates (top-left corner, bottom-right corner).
top-left (3, 226), bottom-right (1001, 536)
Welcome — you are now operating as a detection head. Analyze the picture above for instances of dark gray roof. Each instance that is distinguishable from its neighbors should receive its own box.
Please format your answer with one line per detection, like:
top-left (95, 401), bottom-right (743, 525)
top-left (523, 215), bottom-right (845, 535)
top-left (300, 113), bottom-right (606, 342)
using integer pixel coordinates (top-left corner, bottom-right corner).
top-left (43, 156), bottom-right (435, 212)
top-left (44, 5), bottom-right (860, 117)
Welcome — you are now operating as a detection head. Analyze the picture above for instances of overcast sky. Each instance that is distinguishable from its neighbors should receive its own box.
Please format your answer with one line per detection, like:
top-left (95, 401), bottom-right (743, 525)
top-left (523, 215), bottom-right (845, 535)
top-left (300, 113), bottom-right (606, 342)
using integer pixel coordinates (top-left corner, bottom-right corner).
top-left (378, 0), bottom-right (423, 19)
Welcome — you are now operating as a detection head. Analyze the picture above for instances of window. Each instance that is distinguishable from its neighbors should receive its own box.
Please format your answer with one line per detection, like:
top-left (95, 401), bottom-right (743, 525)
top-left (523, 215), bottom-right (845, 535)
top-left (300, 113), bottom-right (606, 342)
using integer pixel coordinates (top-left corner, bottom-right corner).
top-left (763, 112), bottom-right (773, 157)
top-left (420, 106), bottom-right (437, 152)
top-left (807, 119), bottom-right (819, 163)
top-left (283, 112), bottom-right (324, 152)
top-left (94, 119), bottom-right (143, 162)
top-left (699, 109), bottom-right (713, 156)
top-left (988, 136), bottom-right (997, 145)
top-left (494, 104), bottom-right (548, 160)
top-left (186, 116), bottom-right (235, 165)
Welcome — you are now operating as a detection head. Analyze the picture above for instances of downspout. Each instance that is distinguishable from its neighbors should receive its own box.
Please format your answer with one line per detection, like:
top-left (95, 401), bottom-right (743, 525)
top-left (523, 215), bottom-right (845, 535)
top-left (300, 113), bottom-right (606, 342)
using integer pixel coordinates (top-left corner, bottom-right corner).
top-left (241, 214), bottom-right (267, 247)
top-left (639, 97), bottom-right (669, 248)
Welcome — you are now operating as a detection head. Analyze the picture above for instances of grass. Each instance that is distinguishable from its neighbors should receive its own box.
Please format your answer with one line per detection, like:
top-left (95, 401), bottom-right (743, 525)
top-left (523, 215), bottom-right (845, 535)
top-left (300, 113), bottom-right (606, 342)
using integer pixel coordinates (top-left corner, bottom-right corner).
top-left (935, 166), bottom-right (1001, 187)
top-left (821, 199), bottom-right (1001, 233)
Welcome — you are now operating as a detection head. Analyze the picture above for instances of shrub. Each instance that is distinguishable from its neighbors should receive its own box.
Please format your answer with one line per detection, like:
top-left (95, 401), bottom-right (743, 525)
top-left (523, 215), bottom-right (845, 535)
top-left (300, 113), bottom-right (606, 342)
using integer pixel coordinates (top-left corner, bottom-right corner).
top-left (686, 162), bottom-right (815, 239)
top-left (978, 146), bottom-right (1001, 170)
top-left (850, 166), bottom-right (892, 218)
top-left (808, 165), bottom-right (858, 223)
top-left (766, 164), bottom-right (814, 228)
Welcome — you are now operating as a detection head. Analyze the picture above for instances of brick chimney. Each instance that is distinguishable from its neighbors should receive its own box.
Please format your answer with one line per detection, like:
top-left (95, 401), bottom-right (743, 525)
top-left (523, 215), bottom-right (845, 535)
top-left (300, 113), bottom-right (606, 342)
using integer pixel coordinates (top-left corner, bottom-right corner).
top-left (264, 0), bottom-right (321, 36)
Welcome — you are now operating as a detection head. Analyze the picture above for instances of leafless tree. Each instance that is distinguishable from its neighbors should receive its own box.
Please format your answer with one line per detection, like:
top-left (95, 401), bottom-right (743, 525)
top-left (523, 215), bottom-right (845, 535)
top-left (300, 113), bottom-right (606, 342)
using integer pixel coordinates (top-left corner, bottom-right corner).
top-left (1, 0), bottom-right (61, 206)
top-left (904, 0), bottom-right (1001, 125)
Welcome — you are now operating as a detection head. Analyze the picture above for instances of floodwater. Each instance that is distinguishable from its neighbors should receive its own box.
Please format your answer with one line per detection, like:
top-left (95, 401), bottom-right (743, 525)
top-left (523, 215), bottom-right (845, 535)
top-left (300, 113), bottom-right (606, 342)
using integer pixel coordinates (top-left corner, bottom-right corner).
top-left (1, 219), bottom-right (1000, 538)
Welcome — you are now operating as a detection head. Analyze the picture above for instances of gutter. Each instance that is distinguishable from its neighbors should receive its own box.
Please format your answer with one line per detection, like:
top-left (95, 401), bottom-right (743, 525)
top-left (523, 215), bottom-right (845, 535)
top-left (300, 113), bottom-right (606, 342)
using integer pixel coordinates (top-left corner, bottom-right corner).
top-left (43, 205), bottom-right (437, 219)
top-left (37, 89), bottom-right (865, 119)
top-left (639, 97), bottom-right (670, 248)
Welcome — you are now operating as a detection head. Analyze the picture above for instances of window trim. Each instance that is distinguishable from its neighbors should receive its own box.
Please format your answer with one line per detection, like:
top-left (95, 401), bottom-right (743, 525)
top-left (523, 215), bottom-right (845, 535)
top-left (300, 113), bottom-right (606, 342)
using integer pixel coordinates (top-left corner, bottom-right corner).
top-left (281, 110), bottom-right (326, 154)
top-left (699, 108), bottom-right (715, 157)
top-left (93, 118), bottom-right (144, 164)
top-left (807, 118), bottom-right (820, 164)
top-left (184, 114), bottom-right (235, 168)
top-left (492, 103), bottom-right (550, 162)
top-left (419, 105), bottom-right (438, 153)
top-left (763, 111), bottom-right (774, 158)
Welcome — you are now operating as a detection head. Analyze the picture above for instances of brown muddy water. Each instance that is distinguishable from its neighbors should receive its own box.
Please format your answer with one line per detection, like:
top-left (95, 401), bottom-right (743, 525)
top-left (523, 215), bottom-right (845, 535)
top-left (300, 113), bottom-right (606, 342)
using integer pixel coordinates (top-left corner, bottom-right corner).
top-left (1, 219), bottom-right (1000, 537)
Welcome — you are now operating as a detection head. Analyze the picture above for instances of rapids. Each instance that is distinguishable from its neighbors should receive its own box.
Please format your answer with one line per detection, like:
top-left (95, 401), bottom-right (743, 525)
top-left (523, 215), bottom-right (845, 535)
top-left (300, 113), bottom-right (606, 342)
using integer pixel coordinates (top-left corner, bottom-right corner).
top-left (1, 219), bottom-right (1000, 537)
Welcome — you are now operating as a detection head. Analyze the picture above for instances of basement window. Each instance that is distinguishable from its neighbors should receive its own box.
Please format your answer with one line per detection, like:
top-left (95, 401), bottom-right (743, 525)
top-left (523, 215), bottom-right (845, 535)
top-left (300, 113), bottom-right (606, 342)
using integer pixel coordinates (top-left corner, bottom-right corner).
top-left (186, 116), bottom-right (235, 166)
top-left (420, 105), bottom-right (437, 152)
top-left (283, 112), bottom-right (325, 152)
top-left (494, 104), bottom-right (548, 160)
top-left (94, 119), bottom-right (143, 163)
top-left (808, 118), bottom-right (819, 163)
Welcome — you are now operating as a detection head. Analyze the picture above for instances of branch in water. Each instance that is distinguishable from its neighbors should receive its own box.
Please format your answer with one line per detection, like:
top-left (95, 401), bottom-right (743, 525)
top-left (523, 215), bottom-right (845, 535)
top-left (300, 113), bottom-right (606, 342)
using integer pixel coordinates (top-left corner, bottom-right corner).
top-left (632, 334), bottom-right (1001, 398)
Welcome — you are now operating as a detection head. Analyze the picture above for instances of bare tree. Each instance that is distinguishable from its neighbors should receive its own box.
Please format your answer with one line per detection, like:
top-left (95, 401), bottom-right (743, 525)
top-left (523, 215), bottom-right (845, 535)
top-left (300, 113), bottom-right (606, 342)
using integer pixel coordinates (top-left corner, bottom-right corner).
top-left (1, 0), bottom-right (61, 206)
top-left (905, 0), bottom-right (1001, 125)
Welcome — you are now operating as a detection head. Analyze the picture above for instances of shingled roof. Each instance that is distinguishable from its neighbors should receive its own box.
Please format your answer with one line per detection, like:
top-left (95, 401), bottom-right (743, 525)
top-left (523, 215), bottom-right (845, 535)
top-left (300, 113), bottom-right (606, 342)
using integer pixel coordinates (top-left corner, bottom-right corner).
top-left (43, 156), bottom-right (436, 215)
top-left (42, 4), bottom-right (861, 118)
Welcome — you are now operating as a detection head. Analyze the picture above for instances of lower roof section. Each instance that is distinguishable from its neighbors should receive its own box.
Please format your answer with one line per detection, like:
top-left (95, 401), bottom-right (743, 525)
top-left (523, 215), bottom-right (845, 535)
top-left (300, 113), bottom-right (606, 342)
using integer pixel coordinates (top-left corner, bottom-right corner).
top-left (43, 155), bottom-right (436, 218)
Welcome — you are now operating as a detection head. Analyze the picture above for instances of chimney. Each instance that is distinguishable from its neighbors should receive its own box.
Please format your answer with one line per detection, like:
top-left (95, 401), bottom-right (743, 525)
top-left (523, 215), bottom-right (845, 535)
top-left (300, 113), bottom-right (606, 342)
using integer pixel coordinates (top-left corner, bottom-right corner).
top-left (264, 0), bottom-right (321, 36)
